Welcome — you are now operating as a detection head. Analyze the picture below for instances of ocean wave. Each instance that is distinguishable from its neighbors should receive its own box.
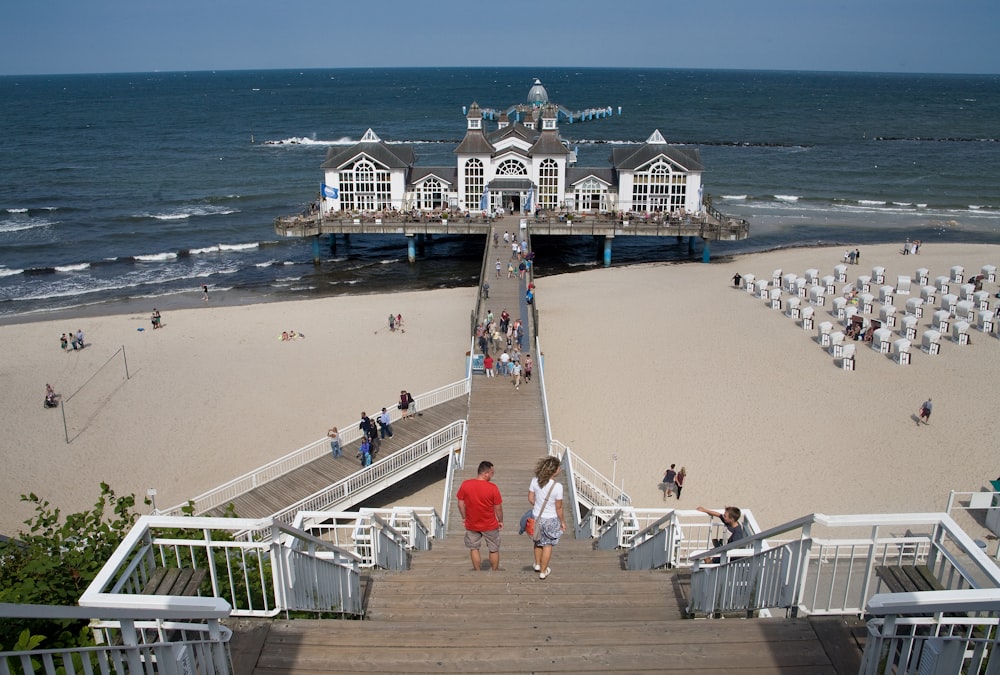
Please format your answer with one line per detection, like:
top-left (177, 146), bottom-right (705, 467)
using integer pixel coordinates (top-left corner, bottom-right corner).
top-left (189, 245), bottom-right (221, 254)
top-left (0, 216), bottom-right (55, 233)
top-left (0, 268), bottom-right (24, 278)
top-left (54, 263), bottom-right (91, 272)
top-left (218, 242), bottom-right (259, 252)
top-left (6, 208), bottom-right (28, 214)
top-left (137, 205), bottom-right (240, 221)
top-left (857, 200), bottom-right (887, 206)
top-left (134, 252), bottom-right (178, 262)
top-left (874, 136), bottom-right (998, 143)
top-left (720, 195), bottom-right (748, 200)
top-left (774, 195), bottom-right (800, 202)
top-left (255, 260), bottom-right (277, 268)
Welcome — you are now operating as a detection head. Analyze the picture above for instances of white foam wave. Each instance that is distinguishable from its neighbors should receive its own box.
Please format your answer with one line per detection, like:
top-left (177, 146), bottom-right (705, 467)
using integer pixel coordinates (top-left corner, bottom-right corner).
top-left (0, 217), bottom-right (54, 233)
top-left (774, 195), bottom-right (800, 202)
top-left (190, 245), bottom-right (220, 255)
top-left (218, 242), bottom-right (259, 252)
top-left (255, 260), bottom-right (276, 268)
top-left (378, 258), bottom-right (398, 265)
top-left (6, 208), bottom-right (28, 214)
top-left (858, 199), bottom-right (887, 206)
top-left (0, 267), bottom-right (24, 278)
top-left (721, 195), bottom-right (748, 200)
top-left (55, 263), bottom-right (91, 272)
top-left (140, 205), bottom-right (240, 221)
top-left (134, 252), bottom-right (178, 262)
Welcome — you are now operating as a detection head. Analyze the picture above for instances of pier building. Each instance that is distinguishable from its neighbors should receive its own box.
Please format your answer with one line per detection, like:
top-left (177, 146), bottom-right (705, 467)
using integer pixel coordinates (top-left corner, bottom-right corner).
top-left (276, 80), bottom-right (749, 264)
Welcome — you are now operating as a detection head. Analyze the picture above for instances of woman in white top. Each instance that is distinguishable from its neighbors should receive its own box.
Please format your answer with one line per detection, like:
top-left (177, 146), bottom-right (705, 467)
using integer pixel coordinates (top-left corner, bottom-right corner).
top-left (528, 456), bottom-right (566, 580)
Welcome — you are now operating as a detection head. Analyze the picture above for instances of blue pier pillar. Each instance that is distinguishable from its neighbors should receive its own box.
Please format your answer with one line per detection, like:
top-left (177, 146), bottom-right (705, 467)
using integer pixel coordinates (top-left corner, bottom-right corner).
top-left (407, 235), bottom-right (416, 263)
top-left (328, 233), bottom-right (336, 253)
top-left (312, 235), bottom-right (321, 264)
top-left (702, 238), bottom-right (711, 263)
top-left (603, 236), bottom-right (614, 267)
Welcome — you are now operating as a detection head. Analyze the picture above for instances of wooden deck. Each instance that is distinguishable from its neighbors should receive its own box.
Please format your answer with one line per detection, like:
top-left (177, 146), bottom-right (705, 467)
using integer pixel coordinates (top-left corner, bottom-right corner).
top-left (201, 396), bottom-right (468, 519)
top-left (225, 234), bottom-right (863, 673)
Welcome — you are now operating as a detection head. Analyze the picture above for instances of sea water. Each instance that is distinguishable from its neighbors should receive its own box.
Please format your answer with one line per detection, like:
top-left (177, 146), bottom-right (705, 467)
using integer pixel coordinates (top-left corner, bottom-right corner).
top-left (1, 68), bottom-right (998, 321)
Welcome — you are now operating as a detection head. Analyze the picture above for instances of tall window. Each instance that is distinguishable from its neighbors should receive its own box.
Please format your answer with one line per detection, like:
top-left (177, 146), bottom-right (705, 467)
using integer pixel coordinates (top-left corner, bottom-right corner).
top-left (496, 159), bottom-right (527, 176)
top-left (632, 161), bottom-right (672, 212)
top-left (670, 173), bottom-right (688, 211)
top-left (339, 159), bottom-right (392, 211)
top-left (417, 178), bottom-right (445, 210)
top-left (573, 178), bottom-right (608, 212)
top-left (539, 159), bottom-right (559, 211)
top-left (464, 159), bottom-right (484, 211)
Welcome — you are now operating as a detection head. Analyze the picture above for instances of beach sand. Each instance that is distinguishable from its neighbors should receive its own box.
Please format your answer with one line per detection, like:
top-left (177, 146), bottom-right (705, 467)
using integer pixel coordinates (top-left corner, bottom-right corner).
top-left (3, 243), bottom-right (999, 540)
top-left (1, 289), bottom-right (474, 534)
top-left (541, 243), bottom-right (1000, 534)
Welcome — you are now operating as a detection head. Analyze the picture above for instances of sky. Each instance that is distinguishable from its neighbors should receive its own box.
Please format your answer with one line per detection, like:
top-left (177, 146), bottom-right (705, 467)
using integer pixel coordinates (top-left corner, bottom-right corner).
top-left (1, 0), bottom-right (998, 76)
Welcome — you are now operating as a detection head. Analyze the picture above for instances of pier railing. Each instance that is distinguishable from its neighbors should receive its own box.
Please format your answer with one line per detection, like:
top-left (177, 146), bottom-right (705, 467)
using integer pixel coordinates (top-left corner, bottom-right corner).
top-left (686, 512), bottom-right (1000, 619)
top-left (238, 420), bottom-right (466, 541)
top-left (0, 602), bottom-right (232, 675)
top-left (161, 378), bottom-right (470, 517)
top-left (81, 515), bottom-right (364, 619)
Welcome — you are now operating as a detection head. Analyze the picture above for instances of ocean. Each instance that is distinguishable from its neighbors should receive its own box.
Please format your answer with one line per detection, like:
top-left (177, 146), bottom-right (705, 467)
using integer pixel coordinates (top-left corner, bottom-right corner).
top-left (1, 67), bottom-right (998, 322)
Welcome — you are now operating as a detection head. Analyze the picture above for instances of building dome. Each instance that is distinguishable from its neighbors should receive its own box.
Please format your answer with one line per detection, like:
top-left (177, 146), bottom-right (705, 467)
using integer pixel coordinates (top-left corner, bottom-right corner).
top-left (527, 79), bottom-right (548, 107)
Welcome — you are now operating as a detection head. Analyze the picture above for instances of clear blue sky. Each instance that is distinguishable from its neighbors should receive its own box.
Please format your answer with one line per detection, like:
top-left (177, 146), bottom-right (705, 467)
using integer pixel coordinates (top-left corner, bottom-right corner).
top-left (2, 0), bottom-right (997, 76)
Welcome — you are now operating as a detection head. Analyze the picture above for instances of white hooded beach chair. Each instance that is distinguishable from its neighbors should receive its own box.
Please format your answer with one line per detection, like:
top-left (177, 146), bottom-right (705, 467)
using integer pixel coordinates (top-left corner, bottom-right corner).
top-left (801, 306), bottom-right (815, 329)
top-left (959, 283), bottom-right (976, 301)
top-left (977, 310), bottom-right (995, 334)
top-left (743, 273), bottom-right (756, 293)
top-left (932, 310), bottom-right (951, 334)
top-left (893, 338), bottom-right (912, 365)
top-left (857, 275), bottom-right (872, 294)
top-left (830, 331), bottom-right (846, 357)
top-left (755, 279), bottom-right (769, 299)
top-left (844, 305), bottom-right (859, 325)
top-left (805, 268), bottom-right (819, 285)
top-left (922, 330), bottom-right (942, 355)
top-left (785, 296), bottom-right (801, 319)
top-left (956, 300), bottom-right (976, 324)
top-left (920, 285), bottom-right (936, 305)
top-left (935, 276), bottom-right (950, 295)
top-left (819, 321), bottom-right (834, 347)
top-left (879, 304), bottom-right (898, 328)
top-left (858, 293), bottom-right (875, 315)
top-left (768, 287), bottom-right (782, 310)
top-left (982, 264), bottom-right (996, 283)
top-left (896, 275), bottom-right (911, 295)
top-left (772, 269), bottom-right (782, 287)
top-left (915, 268), bottom-right (929, 286)
top-left (950, 265), bottom-right (964, 283)
top-left (822, 275), bottom-right (836, 295)
top-left (782, 273), bottom-right (797, 293)
top-left (840, 343), bottom-right (856, 371)
top-left (974, 290), bottom-right (991, 312)
top-left (952, 320), bottom-right (970, 345)
top-left (834, 264), bottom-right (847, 283)
top-left (809, 285), bottom-right (826, 306)
top-left (872, 265), bottom-right (885, 285)
top-left (832, 296), bottom-right (847, 319)
top-left (905, 297), bottom-right (924, 319)
top-left (795, 277), bottom-right (808, 298)
top-left (900, 314), bottom-right (918, 340)
top-left (941, 293), bottom-right (959, 317)
top-left (879, 285), bottom-right (894, 305)
top-left (872, 328), bottom-right (893, 354)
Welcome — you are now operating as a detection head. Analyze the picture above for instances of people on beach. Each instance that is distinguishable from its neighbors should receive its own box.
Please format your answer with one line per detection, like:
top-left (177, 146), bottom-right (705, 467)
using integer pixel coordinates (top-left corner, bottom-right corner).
top-left (732, 272), bottom-right (742, 287)
top-left (388, 314), bottom-right (396, 331)
top-left (202, 284), bottom-right (209, 301)
top-left (60, 333), bottom-right (68, 350)
top-left (456, 461), bottom-right (504, 571)
top-left (529, 456), bottom-right (565, 580)
top-left (674, 467), bottom-right (687, 499)
top-left (918, 398), bottom-right (933, 426)
top-left (75, 328), bottom-right (85, 349)
top-left (661, 464), bottom-right (677, 500)
top-left (327, 426), bottom-right (342, 458)
top-left (151, 309), bottom-right (161, 329)
top-left (44, 383), bottom-right (60, 409)
top-left (697, 506), bottom-right (747, 546)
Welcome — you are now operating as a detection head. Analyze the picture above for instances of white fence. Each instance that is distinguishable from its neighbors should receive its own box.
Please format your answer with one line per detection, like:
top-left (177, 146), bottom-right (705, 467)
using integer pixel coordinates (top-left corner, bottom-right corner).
top-left (687, 512), bottom-right (1000, 619)
top-left (81, 515), bottom-right (364, 619)
top-left (160, 378), bottom-right (470, 517)
top-left (0, 602), bottom-right (231, 675)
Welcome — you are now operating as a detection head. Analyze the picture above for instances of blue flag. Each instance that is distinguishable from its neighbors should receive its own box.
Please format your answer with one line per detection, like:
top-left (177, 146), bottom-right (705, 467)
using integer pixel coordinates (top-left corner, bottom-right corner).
top-left (524, 188), bottom-right (533, 213)
top-left (322, 183), bottom-right (339, 199)
top-left (479, 188), bottom-right (489, 211)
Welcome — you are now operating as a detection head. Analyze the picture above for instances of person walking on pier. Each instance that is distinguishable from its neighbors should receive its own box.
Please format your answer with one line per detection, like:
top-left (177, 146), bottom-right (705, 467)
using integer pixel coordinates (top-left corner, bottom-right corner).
top-left (529, 456), bottom-right (566, 580)
top-left (457, 461), bottom-right (504, 572)
top-left (327, 427), bottom-right (342, 458)
top-left (495, 259), bottom-right (501, 278)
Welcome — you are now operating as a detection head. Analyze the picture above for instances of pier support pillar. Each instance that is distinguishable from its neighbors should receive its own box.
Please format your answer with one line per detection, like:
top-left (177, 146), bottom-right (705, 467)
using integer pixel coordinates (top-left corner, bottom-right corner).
top-left (687, 236), bottom-right (695, 255)
top-left (603, 235), bottom-right (614, 267)
top-left (702, 238), bottom-right (711, 263)
top-left (407, 235), bottom-right (416, 264)
top-left (328, 233), bottom-right (336, 253)
top-left (312, 235), bottom-right (321, 264)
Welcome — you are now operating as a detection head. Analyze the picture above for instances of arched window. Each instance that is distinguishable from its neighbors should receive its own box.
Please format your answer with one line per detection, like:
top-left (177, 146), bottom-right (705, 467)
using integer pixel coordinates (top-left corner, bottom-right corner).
top-left (573, 178), bottom-right (608, 213)
top-left (632, 160), bottom-right (673, 212)
top-left (340, 159), bottom-right (392, 211)
top-left (464, 159), bottom-right (484, 211)
top-left (496, 159), bottom-right (527, 176)
top-left (417, 178), bottom-right (445, 210)
top-left (538, 159), bottom-right (559, 211)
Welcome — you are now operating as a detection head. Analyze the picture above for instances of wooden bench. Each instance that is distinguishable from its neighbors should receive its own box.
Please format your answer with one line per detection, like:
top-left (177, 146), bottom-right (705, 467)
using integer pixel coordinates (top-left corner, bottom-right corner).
top-left (874, 565), bottom-right (944, 594)
top-left (142, 567), bottom-right (208, 596)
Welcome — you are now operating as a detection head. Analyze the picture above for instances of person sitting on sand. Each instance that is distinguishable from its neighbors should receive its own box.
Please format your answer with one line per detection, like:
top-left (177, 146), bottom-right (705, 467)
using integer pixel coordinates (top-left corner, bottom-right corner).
top-left (281, 331), bottom-right (290, 341)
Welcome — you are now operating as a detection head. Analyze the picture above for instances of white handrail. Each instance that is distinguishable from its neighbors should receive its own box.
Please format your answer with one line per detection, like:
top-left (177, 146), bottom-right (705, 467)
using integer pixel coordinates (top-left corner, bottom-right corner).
top-left (160, 378), bottom-right (471, 516)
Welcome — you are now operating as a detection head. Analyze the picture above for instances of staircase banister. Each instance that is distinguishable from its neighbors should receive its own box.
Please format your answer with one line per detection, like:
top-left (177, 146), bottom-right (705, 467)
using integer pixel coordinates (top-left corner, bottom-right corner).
top-left (370, 512), bottom-right (409, 545)
top-left (272, 519), bottom-right (364, 563)
top-left (867, 588), bottom-right (1000, 615)
top-left (0, 600), bottom-right (230, 622)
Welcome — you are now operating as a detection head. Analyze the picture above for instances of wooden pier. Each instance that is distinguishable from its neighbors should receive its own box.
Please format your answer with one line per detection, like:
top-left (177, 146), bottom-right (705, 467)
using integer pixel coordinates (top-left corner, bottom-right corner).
top-left (226, 232), bottom-right (862, 674)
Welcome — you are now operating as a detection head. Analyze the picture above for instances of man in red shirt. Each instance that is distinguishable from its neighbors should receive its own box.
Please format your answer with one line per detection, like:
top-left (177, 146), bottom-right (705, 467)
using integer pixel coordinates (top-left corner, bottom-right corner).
top-left (456, 461), bottom-right (504, 571)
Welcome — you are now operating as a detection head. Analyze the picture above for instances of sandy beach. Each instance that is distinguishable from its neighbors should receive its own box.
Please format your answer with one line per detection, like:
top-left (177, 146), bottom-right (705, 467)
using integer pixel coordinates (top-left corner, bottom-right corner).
top-left (3, 243), bottom-right (999, 539)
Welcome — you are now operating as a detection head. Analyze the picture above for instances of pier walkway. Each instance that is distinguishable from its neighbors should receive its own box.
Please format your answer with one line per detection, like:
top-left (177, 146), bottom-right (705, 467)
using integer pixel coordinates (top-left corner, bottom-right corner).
top-left (226, 231), bottom-right (860, 673)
